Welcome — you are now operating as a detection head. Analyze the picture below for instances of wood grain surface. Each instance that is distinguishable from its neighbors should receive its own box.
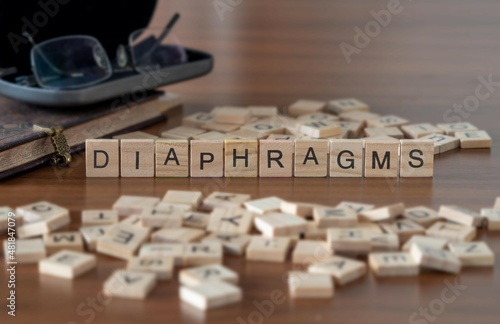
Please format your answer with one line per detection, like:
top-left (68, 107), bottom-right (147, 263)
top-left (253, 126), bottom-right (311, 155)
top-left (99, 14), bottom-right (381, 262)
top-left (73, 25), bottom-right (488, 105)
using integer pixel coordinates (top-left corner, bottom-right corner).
top-left (1, 0), bottom-right (500, 323)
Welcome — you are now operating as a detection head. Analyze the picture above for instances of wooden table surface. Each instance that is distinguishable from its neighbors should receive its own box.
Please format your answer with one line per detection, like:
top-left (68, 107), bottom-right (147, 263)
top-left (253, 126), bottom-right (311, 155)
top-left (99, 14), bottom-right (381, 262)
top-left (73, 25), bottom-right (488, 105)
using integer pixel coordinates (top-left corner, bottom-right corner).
top-left (2, 0), bottom-right (500, 323)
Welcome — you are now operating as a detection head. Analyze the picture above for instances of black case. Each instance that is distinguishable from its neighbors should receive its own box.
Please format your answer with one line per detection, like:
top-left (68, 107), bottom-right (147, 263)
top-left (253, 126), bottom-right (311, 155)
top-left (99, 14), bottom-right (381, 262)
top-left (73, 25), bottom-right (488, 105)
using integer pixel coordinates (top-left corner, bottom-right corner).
top-left (0, 0), bottom-right (213, 107)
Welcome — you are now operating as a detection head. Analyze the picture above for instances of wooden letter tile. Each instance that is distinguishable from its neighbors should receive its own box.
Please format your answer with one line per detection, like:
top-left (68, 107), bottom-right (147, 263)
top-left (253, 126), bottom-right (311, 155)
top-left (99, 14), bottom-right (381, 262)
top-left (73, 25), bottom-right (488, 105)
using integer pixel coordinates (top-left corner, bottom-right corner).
top-left (183, 242), bottom-right (223, 266)
top-left (359, 203), bottom-right (405, 222)
top-left (86, 139), bottom-right (119, 177)
top-left (481, 209), bottom-right (500, 231)
top-left (420, 133), bottom-right (460, 154)
top-left (426, 221), bottom-right (476, 242)
top-left (410, 244), bottom-right (461, 274)
top-left (162, 190), bottom-right (203, 208)
top-left (182, 112), bottom-right (215, 128)
top-left (327, 228), bottom-right (372, 255)
top-left (212, 106), bottom-right (251, 124)
top-left (329, 139), bottom-right (364, 177)
top-left (16, 201), bottom-right (69, 223)
top-left (44, 231), bottom-right (84, 255)
top-left (138, 243), bottom-right (184, 266)
top-left (103, 270), bottom-right (157, 300)
top-left (366, 115), bottom-right (409, 128)
top-left (288, 271), bottom-right (334, 298)
top-left (202, 192), bottom-right (251, 210)
top-left (259, 139), bottom-right (294, 177)
top-left (39, 250), bottom-right (96, 279)
top-left (402, 235), bottom-right (447, 252)
top-left (81, 210), bottom-right (118, 226)
top-left (17, 203), bottom-right (70, 239)
top-left (368, 252), bottom-right (419, 277)
top-left (246, 236), bottom-right (291, 262)
top-left (438, 205), bottom-right (483, 227)
top-left (190, 140), bottom-right (224, 177)
top-left (364, 127), bottom-right (403, 139)
top-left (112, 195), bottom-right (160, 217)
top-left (79, 225), bottom-right (112, 251)
top-left (208, 208), bottom-right (254, 234)
top-left (224, 139), bottom-right (258, 177)
top-left (161, 126), bottom-right (206, 140)
top-left (380, 219), bottom-right (426, 243)
top-left (183, 211), bottom-right (211, 229)
top-left (244, 197), bottom-right (283, 214)
top-left (403, 206), bottom-right (440, 227)
top-left (436, 122), bottom-right (478, 135)
top-left (313, 206), bottom-right (358, 228)
top-left (202, 233), bottom-right (252, 256)
top-left (294, 139), bottom-right (329, 177)
top-left (299, 120), bottom-right (341, 138)
top-left (288, 99), bottom-right (326, 117)
top-left (448, 242), bottom-right (495, 267)
top-left (155, 139), bottom-right (189, 177)
top-left (127, 255), bottom-right (174, 280)
top-left (369, 233), bottom-right (400, 252)
top-left (179, 264), bottom-right (239, 286)
top-left (292, 240), bottom-right (332, 264)
top-left (364, 140), bottom-right (399, 177)
top-left (179, 281), bottom-right (242, 310)
top-left (254, 213), bottom-right (307, 237)
top-left (326, 98), bottom-right (369, 114)
top-left (120, 139), bottom-right (155, 177)
top-left (399, 139), bottom-right (434, 177)
top-left (308, 255), bottom-right (367, 285)
top-left (3, 238), bottom-right (46, 263)
top-left (140, 205), bottom-right (184, 229)
top-left (151, 228), bottom-right (205, 244)
top-left (337, 201), bottom-right (375, 214)
top-left (455, 130), bottom-right (492, 149)
top-left (96, 224), bottom-right (149, 259)
top-left (400, 123), bottom-right (444, 139)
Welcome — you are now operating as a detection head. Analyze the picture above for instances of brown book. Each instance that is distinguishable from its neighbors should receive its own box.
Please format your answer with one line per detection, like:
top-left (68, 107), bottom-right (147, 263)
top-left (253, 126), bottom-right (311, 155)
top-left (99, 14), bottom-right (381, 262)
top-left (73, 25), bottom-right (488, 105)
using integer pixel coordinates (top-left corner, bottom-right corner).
top-left (0, 92), bottom-right (182, 179)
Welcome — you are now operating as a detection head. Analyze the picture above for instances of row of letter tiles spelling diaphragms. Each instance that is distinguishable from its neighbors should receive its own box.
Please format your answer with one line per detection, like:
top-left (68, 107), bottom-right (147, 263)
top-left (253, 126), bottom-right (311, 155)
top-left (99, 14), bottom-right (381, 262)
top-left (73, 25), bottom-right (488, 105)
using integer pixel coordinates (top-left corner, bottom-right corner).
top-left (2, 193), bottom-right (498, 308)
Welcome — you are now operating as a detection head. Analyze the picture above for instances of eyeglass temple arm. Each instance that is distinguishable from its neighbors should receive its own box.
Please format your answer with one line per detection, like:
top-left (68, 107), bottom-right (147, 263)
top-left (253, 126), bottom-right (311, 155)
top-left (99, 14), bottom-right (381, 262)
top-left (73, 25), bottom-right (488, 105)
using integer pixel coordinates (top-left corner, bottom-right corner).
top-left (23, 32), bottom-right (67, 76)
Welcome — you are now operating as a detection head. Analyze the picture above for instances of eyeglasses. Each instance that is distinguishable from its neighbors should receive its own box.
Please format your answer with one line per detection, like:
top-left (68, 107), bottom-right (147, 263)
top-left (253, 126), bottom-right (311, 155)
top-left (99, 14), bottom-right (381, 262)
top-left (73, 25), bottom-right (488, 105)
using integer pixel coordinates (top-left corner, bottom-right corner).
top-left (20, 13), bottom-right (186, 90)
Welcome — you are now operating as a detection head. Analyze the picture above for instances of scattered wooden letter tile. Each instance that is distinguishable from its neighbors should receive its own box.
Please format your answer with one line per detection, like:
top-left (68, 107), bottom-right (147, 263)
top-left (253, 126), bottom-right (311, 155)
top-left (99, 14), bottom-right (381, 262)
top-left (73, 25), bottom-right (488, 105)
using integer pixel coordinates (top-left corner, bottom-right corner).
top-left (17, 209), bottom-right (70, 239)
top-left (438, 205), bottom-right (483, 227)
top-left (288, 99), bottom-right (326, 117)
top-left (79, 225), bottom-right (112, 251)
top-left (246, 236), bottom-right (291, 262)
top-left (212, 106), bottom-right (252, 125)
top-left (248, 106), bottom-right (279, 117)
top-left (155, 139), bottom-right (189, 177)
top-left (359, 203), bottom-right (405, 222)
top-left (151, 228), bottom-right (205, 244)
top-left (162, 190), bottom-right (203, 208)
top-left (224, 139), bottom-right (258, 177)
top-left (127, 255), bottom-right (174, 280)
top-left (228, 128), bottom-right (268, 140)
top-left (96, 224), bottom-right (149, 260)
top-left (254, 213), bottom-right (307, 237)
top-left (85, 139), bottom-right (120, 177)
top-left (410, 244), bottom-right (461, 274)
top-left (183, 242), bottom-right (223, 266)
top-left (436, 122), bottom-right (478, 136)
top-left (112, 195), bottom-right (160, 217)
top-left (81, 210), bottom-right (118, 226)
top-left (280, 201), bottom-right (317, 217)
top-left (179, 264), bottom-right (239, 286)
top-left (190, 140), bottom-right (224, 177)
top-left (448, 242), bottom-right (495, 267)
top-left (419, 133), bottom-right (460, 154)
top-left (120, 139), bottom-right (155, 177)
top-left (183, 112), bottom-right (215, 128)
top-left (192, 131), bottom-right (235, 141)
top-left (44, 231), bottom-right (84, 255)
top-left (161, 126), bottom-right (206, 140)
top-left (327, 228), bottom-right (372, 254)
top-left (455, 130), bottom-right (492, 149)
top-left (202, 233), bottom-right (252, 256)
top-left (364, 140), bottom-right (400, 177)
top-left (113, 131), bottom-right (158, 140)
top-left (329, 139), bottom-right (364, 177)
top-left (337, 201), bottom-right (375, 214)
top-left (297, 113), bottom-right (339, 123)
top-left (201, 122), bottom-right (241, 133)
top-left (304, 222), bottom-right (327, 240)
top-left (183, 211), bottom-right (211, 229)
top-left (208, 208), bottom-right (254, 234)
top-left (103, 270), bottom-right (157, 300)
top-left (402, 235), bottom-right (447, 252)
top-left (39, 250), bottom-right (96, 279)
top-left (308, 255), bottom-right (367, 285)
top-left (368, 252), bottom-right (419, 277)
top-left (294, 139), bottom-right (329, 177)
top-left (179, 280), bottom-right (242, 310)
top-left (288, 271), bottom-right (334, 298)
top-left (299, 120), bottom-right (341, 138)
top-left (339, 111), bottom-right (380, 125)
top-left (313, 206), bottom-right (358, 228)
top-left (259, 139), bottom-right (294, 177)
top-left (380, 219), bottom-right (426, 243)
top-left (366, 115), bottom-right (409, 128)
top-left (16, 201), bottom-right (69, 223)
top-left (3, 238), bottom-right (46, 263)
top-left (292, 240), bottom-right (332, 264)
top-left (266, 134), bottom-right (297, 140)
top-left (326, 98), bottom-right (369, 115)
top-left (480, 209), bottom-right (500, 231)
top-left (202, 192), bottom-right (251, 210)
top-left (400, 123), bottom-right (444, 139)
top-left (403, 206), bottom-right (440, 227)
top-left (140, 204), bottom-right (183, 228)
top-left (244, 197), bottom-right (283, 214)
top-left (138, 243), bottom-right (185, 266)
top-left (0, 206), bottom-right (14, 232)
top-left (364, 127), bottom-right (404, 139)
top-left (369, 233), bottom-right (400, 252)
top-left (426, 221), bottom-right (476, 242)
top-left (399, 139), bottom-right (434, 177)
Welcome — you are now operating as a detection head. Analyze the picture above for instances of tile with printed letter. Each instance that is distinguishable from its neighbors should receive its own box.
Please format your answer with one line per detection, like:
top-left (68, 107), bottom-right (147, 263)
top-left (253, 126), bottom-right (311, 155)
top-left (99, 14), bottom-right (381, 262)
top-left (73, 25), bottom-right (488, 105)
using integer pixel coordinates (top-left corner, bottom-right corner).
top-left (103, 270), bottom-right (157, 300)
top-left (207, 208), bottom-right (254, 234)
top-left (39, 250), bottom-right (96, 279)
top-left (179, 264), bottom-right (239, 286)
